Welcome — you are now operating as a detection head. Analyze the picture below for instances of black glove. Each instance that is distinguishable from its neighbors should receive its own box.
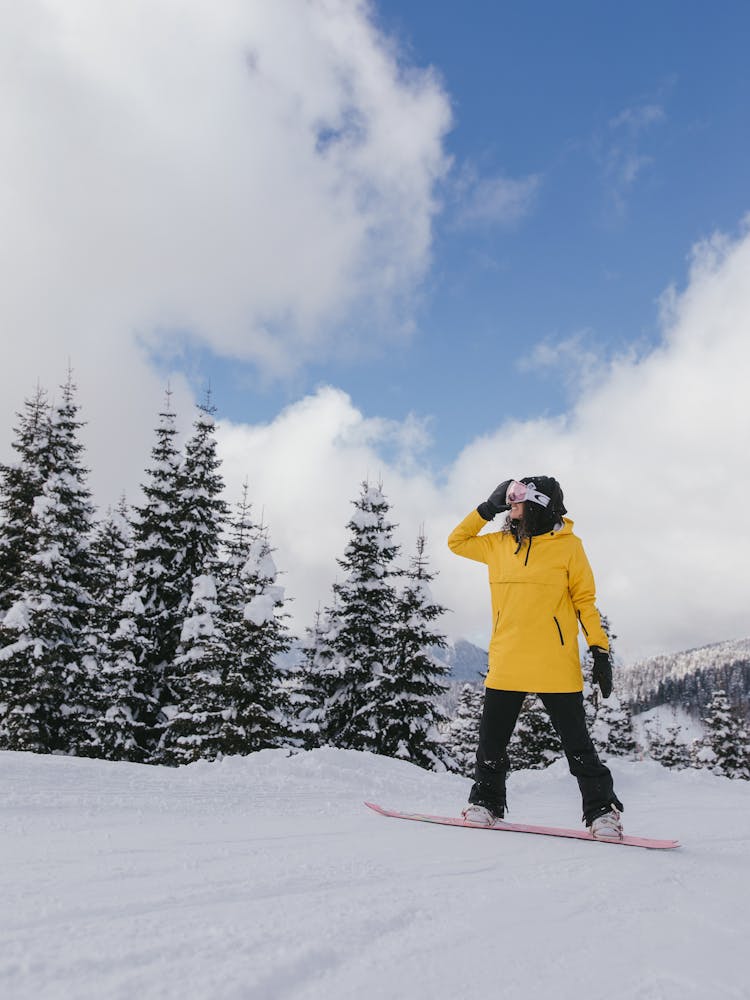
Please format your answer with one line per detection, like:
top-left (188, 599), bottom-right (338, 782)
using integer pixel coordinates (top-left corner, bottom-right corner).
top-left (591, 646), bottom-right (613, 698)
top-left (477, 480), bottom-right (512, 521)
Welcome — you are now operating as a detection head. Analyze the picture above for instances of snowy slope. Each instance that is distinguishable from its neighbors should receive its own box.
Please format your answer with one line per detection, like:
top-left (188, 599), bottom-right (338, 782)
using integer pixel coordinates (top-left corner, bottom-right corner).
top-left (2, 748), bottom-right (749, 1000)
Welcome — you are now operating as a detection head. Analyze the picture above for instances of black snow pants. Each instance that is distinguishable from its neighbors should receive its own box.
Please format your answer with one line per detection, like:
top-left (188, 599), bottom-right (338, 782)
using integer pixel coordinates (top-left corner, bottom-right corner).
top-left (468, 688), bottom-right (623, 825)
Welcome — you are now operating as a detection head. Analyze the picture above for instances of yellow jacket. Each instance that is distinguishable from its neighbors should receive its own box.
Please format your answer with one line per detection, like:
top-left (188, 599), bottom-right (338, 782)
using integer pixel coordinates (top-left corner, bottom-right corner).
top-left (448, 509), bottom-right (608, 692)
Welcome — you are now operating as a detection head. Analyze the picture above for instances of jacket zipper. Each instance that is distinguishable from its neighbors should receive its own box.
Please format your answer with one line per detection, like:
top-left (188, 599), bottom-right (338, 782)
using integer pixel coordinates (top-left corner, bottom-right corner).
top-left (553, 616), bottom-right (564, 645)
top-left (494, 611), bottom-right (501, 633)
top-left (577, 610), bottom-right (589, 636)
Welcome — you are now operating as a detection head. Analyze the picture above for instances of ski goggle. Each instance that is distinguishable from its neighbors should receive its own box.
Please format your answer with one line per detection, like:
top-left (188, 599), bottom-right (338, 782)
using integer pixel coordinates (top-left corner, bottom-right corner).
top-left (506, 480), bottom-right (551, 508)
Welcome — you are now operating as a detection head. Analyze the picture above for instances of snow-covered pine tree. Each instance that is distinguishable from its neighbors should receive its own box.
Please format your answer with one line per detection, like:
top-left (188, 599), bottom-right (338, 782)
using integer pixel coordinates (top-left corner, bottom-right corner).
top-left (89, 500), bottom-right (151, 761)
top-left (591, 693), bottom-right (638, 759)
top-left (374, 532), bottom-right (451, 770)
top-left (218, 491), bottom-right (291, 755)
top-left (0, 386), bottom-right (51, 616)
top-left (317, 482), bottom-right (400, 752)
top-left (158, 573), bottom-right (231, 765)
top-left (0, 375), bottom-right (99, 754)
top-left (692, 689), bottom-right (750, 779)
top-left (88, 498), bottom-right (133, 643)
top-left (159, 484), bottom-right (291, 765)
top-left (0, 386), bottom-right (51, 735)
top-left (509, 696), bottom-right (563, 770)
top-left (172, 400), bottom-right (229, 600)
top-left (129, 393), bottom-right (185, 752)
top-left (96, 591), bottom-right (153, 762)
top-left (645, 717), bottom-right (691, 770)
top-left (290, 607), bottom-right (339, 750)
top-left (157, 400), bottom-right (230, 763)
top-left (443, 682), bottom-right (484, 777)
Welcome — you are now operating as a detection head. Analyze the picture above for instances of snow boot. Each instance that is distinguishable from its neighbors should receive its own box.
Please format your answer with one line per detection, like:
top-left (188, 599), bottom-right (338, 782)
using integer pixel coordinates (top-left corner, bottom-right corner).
top-left (462, 804), bottom-right (504, 827)
top-left (588, 807), bottom-right (623, 841)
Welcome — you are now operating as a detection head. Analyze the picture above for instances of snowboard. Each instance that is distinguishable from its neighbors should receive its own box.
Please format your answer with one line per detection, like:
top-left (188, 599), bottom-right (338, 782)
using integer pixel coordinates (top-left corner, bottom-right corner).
top-left (364, 802), bottom-right (679, 850)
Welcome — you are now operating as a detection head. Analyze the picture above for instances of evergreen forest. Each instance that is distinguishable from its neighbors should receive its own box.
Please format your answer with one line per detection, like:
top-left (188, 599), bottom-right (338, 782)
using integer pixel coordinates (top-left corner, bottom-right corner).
top-left (1, 376), bottom-right (747, 779)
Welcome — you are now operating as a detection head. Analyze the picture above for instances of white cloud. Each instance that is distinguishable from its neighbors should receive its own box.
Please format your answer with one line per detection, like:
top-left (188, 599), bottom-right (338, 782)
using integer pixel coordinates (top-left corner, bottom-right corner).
top-left (599, 100), bottom-right (665, 216)
top-left (216, 386), bottom-right (438, 627)
top-left (454, 168), bottom-right (540, 229)
top-left (216, 224), bottom-right (750, 665)
top-left (609, 103), bottom-right (665, 131)
top-left (0, 0), bottom-right (451, 493)
top-left (516, 329), bottom-right (617, 395)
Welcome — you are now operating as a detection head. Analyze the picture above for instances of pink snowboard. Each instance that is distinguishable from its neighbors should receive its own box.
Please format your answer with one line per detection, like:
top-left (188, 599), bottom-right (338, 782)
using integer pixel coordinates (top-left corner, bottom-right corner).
top-left (365, 801), bottom-right (679, 850)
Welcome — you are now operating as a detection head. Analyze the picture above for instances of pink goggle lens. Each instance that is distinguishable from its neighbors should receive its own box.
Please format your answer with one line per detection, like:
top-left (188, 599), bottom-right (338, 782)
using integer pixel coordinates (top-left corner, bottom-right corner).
top-left (506, 481), bottom-right (527, 504)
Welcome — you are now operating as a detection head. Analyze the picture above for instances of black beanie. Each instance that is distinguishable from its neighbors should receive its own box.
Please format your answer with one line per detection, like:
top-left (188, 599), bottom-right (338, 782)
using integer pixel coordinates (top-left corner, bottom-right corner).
top-left (520, 476), bottom-right (567, 536)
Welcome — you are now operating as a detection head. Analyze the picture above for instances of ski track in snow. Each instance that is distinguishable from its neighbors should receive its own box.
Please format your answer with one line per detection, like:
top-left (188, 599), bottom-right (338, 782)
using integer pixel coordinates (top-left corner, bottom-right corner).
top-left (2, 748), bottom-right (749, 1000)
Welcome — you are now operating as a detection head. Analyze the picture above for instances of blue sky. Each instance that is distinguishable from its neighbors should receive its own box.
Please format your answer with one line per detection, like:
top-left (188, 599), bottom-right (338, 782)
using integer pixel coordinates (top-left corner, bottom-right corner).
top-left (2, 0), bottom-right (749, 659)
top-left (177, 0), bottom-right (750, 467)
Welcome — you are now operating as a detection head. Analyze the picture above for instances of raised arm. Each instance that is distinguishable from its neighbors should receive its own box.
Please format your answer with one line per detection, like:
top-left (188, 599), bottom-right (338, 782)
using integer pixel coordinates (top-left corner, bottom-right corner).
top-left (447, 509), bottom-right (496, 564)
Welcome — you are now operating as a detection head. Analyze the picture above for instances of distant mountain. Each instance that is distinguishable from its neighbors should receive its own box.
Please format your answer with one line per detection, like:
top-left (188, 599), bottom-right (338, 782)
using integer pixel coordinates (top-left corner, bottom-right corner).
top-left (277, 637), bottom-right (488, 685)
top-left (620, 636), bottom-right (750, 720)
top-left (434, 638), bottom-right (488, 684)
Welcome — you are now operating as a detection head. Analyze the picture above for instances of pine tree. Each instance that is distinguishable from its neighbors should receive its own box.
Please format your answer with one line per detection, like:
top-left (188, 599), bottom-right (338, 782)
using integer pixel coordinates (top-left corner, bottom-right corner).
top-left (291, 607), bottom-right (339, 749)
top-left (159, 484), bottom-right (291, 764)
top-left (0, 386), bottom-right (51, 734)
top-left (692, 690), bottom-right (750, 779)
top-left (510, 696), bottom-right (563, 769)
top-left (375, 532), bottom-right (451, 770)
top-left (90, 501), bottom-right (151, 760)
top-left (219, 494), bottom-right (291, 755)
top-left (173, 400), bottom-right (229, 605)
top-left (645, 716), bottom-right (691, 770)
top-left (88, 499), bottom-right (133, 642)
top-left (444, 683), bottom-right (484, 777)
top-left (220, 524), bottom-right (291, 753)
top-left (96, 590), bottom-right (153, 761)
top-left (157, 400), bottom-right (229, 763)
top-left (158, 572), bottom-right (232, 765)
top-left (591, 694), bottom-right (638, 759)
top-left (0, 375), bottom-right (98, 754)
top-left (0, 386), bottom-right (51, 615)
top-left (316, 482), bottom-right (400, 752)
top-left (129, 393), bottom-right (184, 752)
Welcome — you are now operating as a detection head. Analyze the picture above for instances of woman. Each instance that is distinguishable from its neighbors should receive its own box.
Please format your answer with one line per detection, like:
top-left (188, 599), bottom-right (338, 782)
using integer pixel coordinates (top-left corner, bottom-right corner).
top-left (447, 476), bottom-right (624, 841)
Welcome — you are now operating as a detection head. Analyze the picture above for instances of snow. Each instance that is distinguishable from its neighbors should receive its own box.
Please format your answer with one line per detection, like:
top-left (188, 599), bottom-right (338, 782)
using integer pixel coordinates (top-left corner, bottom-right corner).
top-left (119, 592), bottom-right (144, 616)
top-left (190, 574), bottom-right (217, 603)
top-left (634, 703), bottom-right (704, 745)
top-left (31, 494), bottom-right (54, 518)
top-left (2, 600), bottom-right (31, 632)
top-left (241, 540), bottom-right (277, 582)
top-left (2, 747), bottom-right (750, 1000)
top-left (180, 612), bottom-right (215, 642)
top-left (349, 508), bottom-right (380, 530)
top-left (243, 592), bottom-right (278, 626)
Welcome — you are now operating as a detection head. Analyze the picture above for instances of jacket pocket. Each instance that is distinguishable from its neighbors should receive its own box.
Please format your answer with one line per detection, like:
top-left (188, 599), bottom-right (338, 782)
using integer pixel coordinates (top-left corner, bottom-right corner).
top-left (552, 616), bottom-right (565, 645)
top-left (493, 611), bottom-right (501, 633)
